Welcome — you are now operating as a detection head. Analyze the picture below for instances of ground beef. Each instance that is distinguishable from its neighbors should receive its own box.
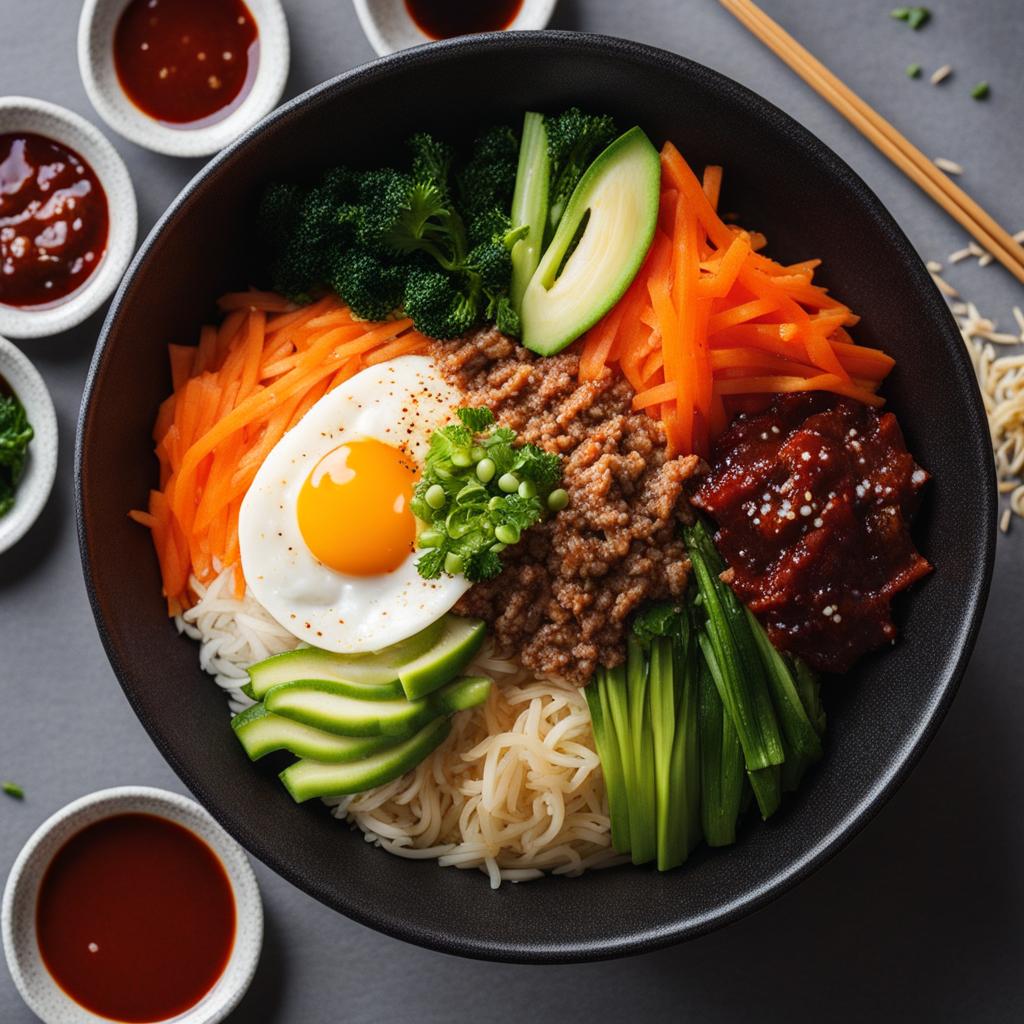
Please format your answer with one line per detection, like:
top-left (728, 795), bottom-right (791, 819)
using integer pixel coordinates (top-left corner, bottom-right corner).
top-left (432, 329), bottom-right (700, 684)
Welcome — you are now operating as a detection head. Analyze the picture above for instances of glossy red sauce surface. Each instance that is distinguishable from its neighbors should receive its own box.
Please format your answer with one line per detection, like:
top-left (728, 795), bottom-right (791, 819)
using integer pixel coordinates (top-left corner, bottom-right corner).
top-left (114, 0), bottom-right (259, 126)
top-left (36, 813), bottom-right (235, 1024)
top-left (405, 0), bottom-right (523, 38)
top-left (693, 393), bottom-right (931, 673)
top-left (0, 133), bottom-right (108, 308)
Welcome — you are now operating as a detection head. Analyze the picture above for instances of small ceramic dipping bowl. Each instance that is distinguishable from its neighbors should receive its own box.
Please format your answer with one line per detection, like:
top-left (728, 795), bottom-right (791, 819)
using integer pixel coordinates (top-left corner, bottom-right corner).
top-left (353, 0), bottom-right (559, 57)
top-left (0, 336), bottom-right (58, 555)
top-left (0, 98), bottom-right (137, 340)
top-left (78, 0), bottom-right (290, 158)
top-left (2, 787), bottom-right (263, 1024)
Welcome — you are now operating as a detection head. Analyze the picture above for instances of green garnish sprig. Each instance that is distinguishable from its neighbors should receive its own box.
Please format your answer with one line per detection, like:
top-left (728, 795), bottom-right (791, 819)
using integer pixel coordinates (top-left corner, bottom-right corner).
top-left (412, 407), bottom-right (567, 582)
top-left (891, 6), bottom-right (931, 30)
top-left (0, 393), bottom-right (34, 519)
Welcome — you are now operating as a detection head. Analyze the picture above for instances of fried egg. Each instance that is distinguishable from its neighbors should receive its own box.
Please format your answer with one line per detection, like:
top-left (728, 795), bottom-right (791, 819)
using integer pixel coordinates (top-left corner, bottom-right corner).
top-left (238, 355), bottom-right (470, 652)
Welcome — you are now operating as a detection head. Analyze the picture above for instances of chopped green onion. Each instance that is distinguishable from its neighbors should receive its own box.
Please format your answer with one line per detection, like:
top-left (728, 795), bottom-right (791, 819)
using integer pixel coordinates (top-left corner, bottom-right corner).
top-left (517, 479), bottom-right (537, 499)
top-left (450, 449), bottom-right (473, 468)
top-left (2, 781), bottom-right (24, 799)
top-left (906, 63), bottom-right (922, 78)
top-left (443, 552), bottom-right (464, 575)
top-left (891, 6), bottom-right (930, 29)
top-left (547, 488), bottom-right (569, 511)
top-left (498, 472), bottom-right (520, 493)
top-left (416, 528), bottom-right (443, 548)
top-left (487, 495), bottom-right (505, 512)
top-left (424, 484), bottom-right (447, 509)
top-left (470, 446), bottom-right (486, 462)
top-left (494, 524), bottom-right (520, 545)
top-left (970, 81), bottom-right (990, 100)
top-left (475, 457), bottom-right (496, 484)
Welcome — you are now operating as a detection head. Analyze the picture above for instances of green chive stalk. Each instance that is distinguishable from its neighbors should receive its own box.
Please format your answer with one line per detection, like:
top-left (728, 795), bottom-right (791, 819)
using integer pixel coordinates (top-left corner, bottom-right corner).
top-left (698, 656), bottom-right (745, 846)
top-left (626, 636), bottom-right (657, 865)
top-left (509, 112), bottom-right (549, 312)
top-left (586, 675), bottom-right (631, 853)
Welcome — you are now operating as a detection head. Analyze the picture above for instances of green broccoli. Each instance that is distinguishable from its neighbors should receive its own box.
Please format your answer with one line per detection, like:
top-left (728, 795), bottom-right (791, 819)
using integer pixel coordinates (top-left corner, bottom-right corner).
top-left (259, 126), bottom-right (529, 340)
top-left (543, 107), bottom-right (617, 241)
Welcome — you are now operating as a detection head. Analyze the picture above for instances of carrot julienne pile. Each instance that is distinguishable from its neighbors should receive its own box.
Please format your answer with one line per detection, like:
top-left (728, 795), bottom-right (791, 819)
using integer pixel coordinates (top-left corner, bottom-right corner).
top-left (578, 143), bottom-right (896, 457)
top-left (129, 292), bottom-right (431, 614)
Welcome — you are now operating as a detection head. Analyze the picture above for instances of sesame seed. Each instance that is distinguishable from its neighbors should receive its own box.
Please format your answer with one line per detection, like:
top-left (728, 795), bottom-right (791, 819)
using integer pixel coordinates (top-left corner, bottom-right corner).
top-left (801, 451), bottom-right (811, 462)
top-left (800, 505), bottom-right (812, 516)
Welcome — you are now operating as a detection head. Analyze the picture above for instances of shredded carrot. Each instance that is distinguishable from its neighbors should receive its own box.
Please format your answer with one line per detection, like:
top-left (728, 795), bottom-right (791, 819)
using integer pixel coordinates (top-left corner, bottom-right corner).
top-left (131, 290), bottom-right (441, 613)
top-left (580, 145), bottom-right (895, 456)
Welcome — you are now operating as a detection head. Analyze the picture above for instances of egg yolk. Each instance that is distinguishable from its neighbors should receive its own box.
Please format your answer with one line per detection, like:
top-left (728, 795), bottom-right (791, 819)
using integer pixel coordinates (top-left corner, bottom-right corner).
top-left (297, 439), bottom-right (418, 576)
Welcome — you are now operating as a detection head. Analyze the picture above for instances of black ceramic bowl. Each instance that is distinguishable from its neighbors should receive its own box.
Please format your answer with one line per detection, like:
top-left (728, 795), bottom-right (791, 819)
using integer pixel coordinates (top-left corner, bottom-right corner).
top-left (76, 33), bottom-right (994, 963)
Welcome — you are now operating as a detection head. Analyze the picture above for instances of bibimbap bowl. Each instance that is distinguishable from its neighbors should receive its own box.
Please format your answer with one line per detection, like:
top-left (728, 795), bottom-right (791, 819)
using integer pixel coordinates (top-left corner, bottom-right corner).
top-left (76, 33), bottom-right (995, 963)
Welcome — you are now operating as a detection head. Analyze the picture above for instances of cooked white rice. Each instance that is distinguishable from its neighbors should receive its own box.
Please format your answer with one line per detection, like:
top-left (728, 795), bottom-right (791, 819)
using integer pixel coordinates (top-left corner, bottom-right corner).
top-left (179, 565), bottom-right (615, 884)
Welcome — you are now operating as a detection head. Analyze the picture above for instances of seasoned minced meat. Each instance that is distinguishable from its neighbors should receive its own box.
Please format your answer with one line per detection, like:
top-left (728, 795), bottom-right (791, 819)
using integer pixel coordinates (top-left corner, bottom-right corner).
top-left (432, 329), bottom-right (700, 684)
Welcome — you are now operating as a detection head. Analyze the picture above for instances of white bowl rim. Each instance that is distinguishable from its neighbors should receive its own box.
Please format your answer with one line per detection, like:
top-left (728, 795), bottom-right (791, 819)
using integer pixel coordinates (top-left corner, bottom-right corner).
top-left (78, 0), bottom-right (291, 158)
top-left (0, 97), bottom-right (138, 340)
top-left (352, 0), bottom-right (559, 57)
top-left (2, 786), bottom-right (263, 1024)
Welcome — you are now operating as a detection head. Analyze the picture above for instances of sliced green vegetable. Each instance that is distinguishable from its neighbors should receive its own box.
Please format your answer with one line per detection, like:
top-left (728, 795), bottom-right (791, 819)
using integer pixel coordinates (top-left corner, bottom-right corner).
top-left (397, 616), bottom-right (486, 700)
top-left (231, 704), bottom-right (402, 763)
top-left (510, 111), bottom-right (549, 312)
top-left (685, 521), bottom-right (784, 773)
top-left (586, 678), bottom-right (630, 853)
top-left (2, 781), bottom-right (25, 799)
top-left (698, 657), bottom-right (744, 847)
top-left (970, 81), bottom-right (990, 100)
top-left (265, 675), bottom-right (490, 737)
top-left (521, 127), bottom-right (661, 356)
top-left (625, 636), bottom-right (657, 865)
top-left (906, 63), bottom-right (922, 78)
top-left (247, 619), bottom-right (443, 698)
top-left (649, 634), bottom-right (677, 867)
top-left (747, 764), bottom-right (782, 820)
top-left (280, 717), bottom-right (452, 802)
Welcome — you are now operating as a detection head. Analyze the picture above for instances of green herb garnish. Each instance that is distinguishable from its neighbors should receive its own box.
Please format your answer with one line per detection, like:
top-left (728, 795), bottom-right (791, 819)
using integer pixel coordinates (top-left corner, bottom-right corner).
top-left (413, 407), bottom-right (566, 582)
top-left (0, 392), bottom-right (34, 518)
top-left (2, 781), bottom-right (25, 799)
top-left (891, 7), bottom-right (930, 29)
top-left (906, 63), bottom-right (922, 78)
top-left (970, 81), bottom-right (990, 100)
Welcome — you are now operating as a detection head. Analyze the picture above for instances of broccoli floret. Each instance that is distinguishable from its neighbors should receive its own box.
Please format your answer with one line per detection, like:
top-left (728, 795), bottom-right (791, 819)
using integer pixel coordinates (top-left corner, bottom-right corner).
top-left (328, 249), bottom-right (405, 322)
top-left (258, 125), bottom-right (523, 340)
top-left (402, 267), bottom-right (476, 339)
top-left (544, 107), bottom-right (617, 240)
top-left (458, 125), bottom-right (519, 245)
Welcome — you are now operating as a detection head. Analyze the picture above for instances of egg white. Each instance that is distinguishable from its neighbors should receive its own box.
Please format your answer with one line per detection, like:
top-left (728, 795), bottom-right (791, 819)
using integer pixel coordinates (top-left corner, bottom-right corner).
top-left (238, 355), bottom-right (471, 653)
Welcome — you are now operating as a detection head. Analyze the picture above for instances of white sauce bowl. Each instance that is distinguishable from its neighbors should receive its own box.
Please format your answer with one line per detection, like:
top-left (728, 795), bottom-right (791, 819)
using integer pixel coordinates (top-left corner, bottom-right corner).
top-left (353, 0), bottom-right (559, 57)
top-left (0, 97), bottom-right (137, 340)
top-left (78, 0), bottom-right (290, 158)
top-left (2, 787), bottom-right (263, 1024)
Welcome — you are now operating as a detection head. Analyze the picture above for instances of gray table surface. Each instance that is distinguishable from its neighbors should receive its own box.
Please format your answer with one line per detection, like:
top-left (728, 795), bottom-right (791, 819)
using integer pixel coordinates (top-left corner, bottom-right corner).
top-left (2, 1), bottom-right (1023, 1021)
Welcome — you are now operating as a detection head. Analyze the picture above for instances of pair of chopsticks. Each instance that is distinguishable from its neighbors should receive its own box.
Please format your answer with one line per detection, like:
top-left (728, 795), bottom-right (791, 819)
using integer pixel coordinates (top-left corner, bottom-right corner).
top-left (719, 0), bottom-right (1024, 286)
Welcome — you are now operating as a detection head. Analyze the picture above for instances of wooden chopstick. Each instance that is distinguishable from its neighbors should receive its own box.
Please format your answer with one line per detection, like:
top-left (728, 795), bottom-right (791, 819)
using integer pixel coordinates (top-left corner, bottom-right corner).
top-left (719, 0), bottom-right (1024, 286)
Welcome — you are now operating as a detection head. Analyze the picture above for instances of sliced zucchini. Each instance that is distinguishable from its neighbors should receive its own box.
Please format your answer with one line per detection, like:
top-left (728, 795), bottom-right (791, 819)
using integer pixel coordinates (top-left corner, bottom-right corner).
top-left (231, 704), bottom-right (402, 763)
top-left (397, 617), bottom-right (486, 700)
top-left (265, 675), bottom-right (492, 737)
top-left (280, 717), bottom-right (453, 802)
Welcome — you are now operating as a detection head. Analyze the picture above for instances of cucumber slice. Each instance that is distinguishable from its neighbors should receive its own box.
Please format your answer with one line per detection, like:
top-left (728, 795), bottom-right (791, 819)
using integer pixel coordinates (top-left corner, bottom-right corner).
top-left (265, 675), bottom-right (492, 737)
top-left (231, 704), bottom-right (402, 763)
top-left (280, 717), bottom-right (452, 802)
top-left (247, 618), bottom-right (444, 699)
top-left (397, 617), bottom-right (486, 700)
top-left (521, 126), bottom-right (661, 355)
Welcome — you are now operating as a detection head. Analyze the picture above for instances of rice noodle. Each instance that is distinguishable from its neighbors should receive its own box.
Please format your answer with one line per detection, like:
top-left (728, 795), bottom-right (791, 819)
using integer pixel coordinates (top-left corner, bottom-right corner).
top-left (330, 652), bottom-right (620, 887)
top-left (180, 566), bottom-right (616, 884)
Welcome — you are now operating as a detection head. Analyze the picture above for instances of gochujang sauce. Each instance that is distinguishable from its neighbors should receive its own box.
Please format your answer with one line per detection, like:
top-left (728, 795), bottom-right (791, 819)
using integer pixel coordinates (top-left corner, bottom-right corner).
top-left (693, 393), bottom-right (931, 673)
top-left (405, 0), bottom-right (524, 39)
top-left (36, 813), bottom-right (236, 1024)
top-left (114, 0), bottom-right (259, 127)
top-left (0, 133), bottom-right (109, 309)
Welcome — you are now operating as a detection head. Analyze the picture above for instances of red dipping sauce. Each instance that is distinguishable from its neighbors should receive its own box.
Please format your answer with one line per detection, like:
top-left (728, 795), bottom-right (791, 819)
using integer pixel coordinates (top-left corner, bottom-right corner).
top-left (693, 393), bottom-right (931, 673)
top-left (406, 0), bottom-right (524, 39)
top-left (36, 813), bottom-right (236, 1024)
top-left (114, 0), bottom-right (259, 127)
top-left (0, 133), bottom-right (109, 309)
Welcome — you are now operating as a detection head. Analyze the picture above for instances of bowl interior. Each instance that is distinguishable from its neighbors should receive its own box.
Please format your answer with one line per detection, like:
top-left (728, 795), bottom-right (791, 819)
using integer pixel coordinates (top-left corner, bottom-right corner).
top-left (76, 33), bottom-right (994, 963)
